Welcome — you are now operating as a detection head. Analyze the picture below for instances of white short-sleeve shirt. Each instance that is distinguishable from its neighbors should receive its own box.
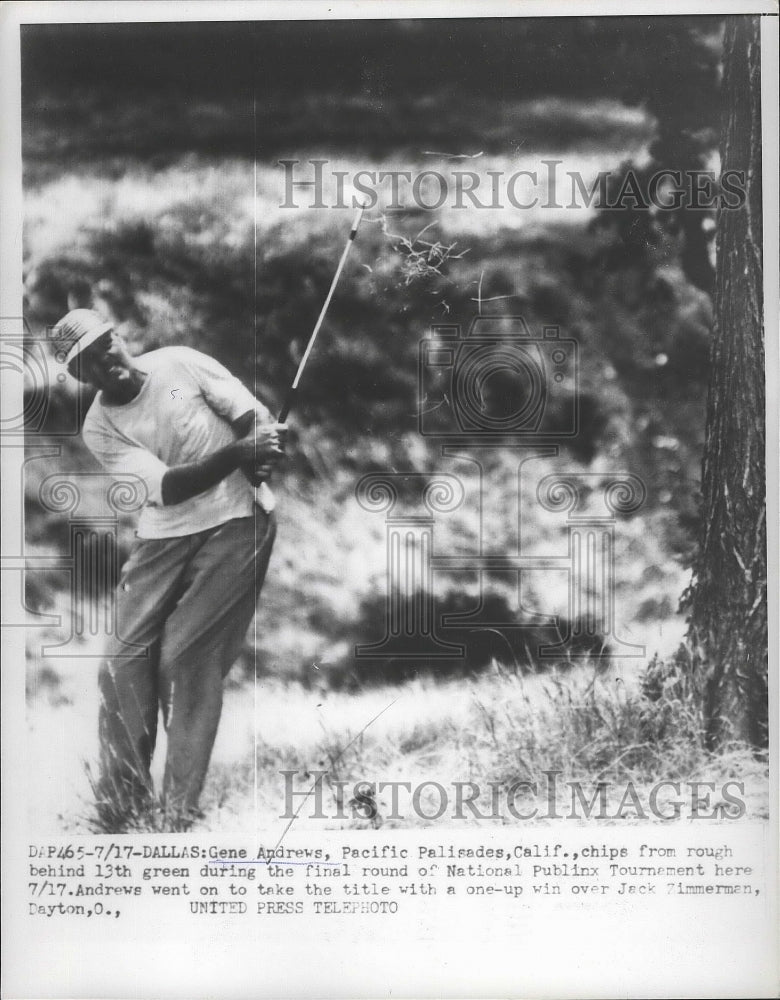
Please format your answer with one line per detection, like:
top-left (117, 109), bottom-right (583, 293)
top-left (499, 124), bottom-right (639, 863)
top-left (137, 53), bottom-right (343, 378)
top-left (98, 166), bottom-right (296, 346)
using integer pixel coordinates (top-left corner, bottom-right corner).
top-left (82, 346), bottom-right (270, 538)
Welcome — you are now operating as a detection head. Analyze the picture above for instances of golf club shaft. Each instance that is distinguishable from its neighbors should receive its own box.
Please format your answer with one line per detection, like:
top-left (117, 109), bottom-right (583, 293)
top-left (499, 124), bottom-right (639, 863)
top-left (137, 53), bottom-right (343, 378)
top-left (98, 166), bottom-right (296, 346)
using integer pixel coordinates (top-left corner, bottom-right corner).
top-left (278, 203), bottom-right (365, 422)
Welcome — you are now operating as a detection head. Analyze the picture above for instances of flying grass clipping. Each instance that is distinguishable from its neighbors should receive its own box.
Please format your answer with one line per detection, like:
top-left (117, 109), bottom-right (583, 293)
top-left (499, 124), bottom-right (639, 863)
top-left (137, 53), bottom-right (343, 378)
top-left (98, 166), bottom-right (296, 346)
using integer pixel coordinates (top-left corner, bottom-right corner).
top-left (381, 218), bottom-right (469, 286)
top-left (342, 183), bottom-right (469, 287)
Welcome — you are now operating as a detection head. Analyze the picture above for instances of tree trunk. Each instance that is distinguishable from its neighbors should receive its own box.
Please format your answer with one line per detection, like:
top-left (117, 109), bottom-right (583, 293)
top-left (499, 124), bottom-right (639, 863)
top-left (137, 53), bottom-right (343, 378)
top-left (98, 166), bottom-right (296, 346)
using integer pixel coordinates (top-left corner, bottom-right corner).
top-left (687, 15), bottom-right (766, 750)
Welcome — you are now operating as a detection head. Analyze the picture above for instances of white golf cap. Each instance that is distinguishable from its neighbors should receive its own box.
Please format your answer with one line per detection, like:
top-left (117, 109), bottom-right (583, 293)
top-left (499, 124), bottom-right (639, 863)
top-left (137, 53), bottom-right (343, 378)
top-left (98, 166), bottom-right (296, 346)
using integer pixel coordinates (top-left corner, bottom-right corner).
top-left (53, 309), bottom-right (113, 365)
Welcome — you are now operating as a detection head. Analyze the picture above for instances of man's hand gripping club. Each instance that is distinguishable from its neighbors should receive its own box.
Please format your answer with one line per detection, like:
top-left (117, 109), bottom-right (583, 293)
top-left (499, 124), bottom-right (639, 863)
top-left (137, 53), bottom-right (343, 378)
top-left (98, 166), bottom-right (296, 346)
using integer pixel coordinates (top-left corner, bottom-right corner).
top-left (236, 414), bottom-right (287, 487)
top-left (161, 415), bottom-right (287, 506)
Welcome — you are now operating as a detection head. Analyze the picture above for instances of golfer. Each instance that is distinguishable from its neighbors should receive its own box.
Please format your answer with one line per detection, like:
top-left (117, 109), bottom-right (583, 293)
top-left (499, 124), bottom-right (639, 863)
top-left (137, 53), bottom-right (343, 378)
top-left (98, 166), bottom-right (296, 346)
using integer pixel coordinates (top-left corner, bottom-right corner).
top-left (54, 308), bottom-right (285, 828)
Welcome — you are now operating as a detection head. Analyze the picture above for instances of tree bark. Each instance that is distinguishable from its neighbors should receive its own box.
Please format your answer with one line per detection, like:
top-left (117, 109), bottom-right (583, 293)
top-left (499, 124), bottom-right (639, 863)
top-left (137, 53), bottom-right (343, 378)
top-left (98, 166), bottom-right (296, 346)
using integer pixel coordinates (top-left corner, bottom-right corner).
top-left (687, 15), bottom-right (766, 750)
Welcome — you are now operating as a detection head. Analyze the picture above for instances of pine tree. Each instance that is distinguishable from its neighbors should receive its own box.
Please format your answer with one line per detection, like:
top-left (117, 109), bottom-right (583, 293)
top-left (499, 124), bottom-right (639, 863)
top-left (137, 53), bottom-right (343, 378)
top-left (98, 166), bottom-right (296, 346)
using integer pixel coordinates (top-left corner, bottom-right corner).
top-left (686, 15), bottom-right (767, 749)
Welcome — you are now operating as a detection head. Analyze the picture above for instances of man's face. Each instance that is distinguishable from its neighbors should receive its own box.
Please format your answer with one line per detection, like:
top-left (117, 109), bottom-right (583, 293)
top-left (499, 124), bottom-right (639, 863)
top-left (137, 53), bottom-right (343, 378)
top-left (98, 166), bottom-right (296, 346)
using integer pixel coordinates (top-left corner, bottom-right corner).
top-left (73, 330), bottom-right (136, 394)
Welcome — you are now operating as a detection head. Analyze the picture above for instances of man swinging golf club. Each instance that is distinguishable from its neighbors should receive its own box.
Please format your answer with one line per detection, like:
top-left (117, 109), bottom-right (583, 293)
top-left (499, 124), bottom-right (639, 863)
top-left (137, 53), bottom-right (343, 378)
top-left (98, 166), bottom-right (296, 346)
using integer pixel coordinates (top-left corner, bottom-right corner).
top-left (55, 199), bottom-right (366, 829)
top-left (55, 307), bottom-right (286, 829)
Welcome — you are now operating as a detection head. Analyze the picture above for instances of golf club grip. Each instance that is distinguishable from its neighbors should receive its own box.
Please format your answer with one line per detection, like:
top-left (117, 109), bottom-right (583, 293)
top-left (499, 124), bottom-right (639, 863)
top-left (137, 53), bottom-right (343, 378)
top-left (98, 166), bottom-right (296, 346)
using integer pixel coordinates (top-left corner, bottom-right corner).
top-left (277, 387), bottom-right (296, 423)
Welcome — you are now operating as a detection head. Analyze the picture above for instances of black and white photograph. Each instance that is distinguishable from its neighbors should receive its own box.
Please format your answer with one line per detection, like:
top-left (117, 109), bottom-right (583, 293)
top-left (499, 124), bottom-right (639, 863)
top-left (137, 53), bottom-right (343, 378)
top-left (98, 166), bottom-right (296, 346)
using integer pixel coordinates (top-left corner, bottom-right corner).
top-left (2, 2), bottom-right (777, 998)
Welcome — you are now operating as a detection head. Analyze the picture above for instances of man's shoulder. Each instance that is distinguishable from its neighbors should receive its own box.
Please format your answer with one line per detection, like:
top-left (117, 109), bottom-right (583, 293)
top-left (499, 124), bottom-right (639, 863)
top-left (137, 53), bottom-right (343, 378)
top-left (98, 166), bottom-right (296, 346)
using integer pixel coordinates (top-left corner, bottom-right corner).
top-left (138, 345), bottom-right (225, 382)
top-left (137, 345), bottom-right (201, 369)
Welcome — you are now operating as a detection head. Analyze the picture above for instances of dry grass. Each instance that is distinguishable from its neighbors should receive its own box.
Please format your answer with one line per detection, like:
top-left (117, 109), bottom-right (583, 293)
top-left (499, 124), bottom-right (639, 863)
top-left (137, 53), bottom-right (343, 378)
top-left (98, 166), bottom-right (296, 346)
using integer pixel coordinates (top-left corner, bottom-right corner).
top-left (27, 648), bottom-right (769, 834)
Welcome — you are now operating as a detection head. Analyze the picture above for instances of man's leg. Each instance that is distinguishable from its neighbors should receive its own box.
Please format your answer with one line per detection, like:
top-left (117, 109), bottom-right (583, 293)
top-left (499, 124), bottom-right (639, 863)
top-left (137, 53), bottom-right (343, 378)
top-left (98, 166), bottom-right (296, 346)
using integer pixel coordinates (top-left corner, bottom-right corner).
top-left (97, 534), bottom-right (193, 826)
top-left (159, 511), bottom-right (276, 819)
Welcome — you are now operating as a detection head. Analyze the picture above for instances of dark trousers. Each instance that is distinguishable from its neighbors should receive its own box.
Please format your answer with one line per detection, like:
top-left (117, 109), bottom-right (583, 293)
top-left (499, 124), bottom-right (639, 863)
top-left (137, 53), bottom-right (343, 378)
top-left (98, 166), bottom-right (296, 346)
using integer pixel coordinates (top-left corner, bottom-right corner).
top-left (97, 511), bottom-right (275, 824)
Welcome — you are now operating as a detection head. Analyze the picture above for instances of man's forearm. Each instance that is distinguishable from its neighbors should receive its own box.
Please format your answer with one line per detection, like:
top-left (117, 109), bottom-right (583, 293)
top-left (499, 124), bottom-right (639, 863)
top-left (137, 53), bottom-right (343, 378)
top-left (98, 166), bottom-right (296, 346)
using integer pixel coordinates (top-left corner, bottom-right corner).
top-left (161, 442), bottom-right (242, 506)
top-left (162, 408), bottom-right (282, 505)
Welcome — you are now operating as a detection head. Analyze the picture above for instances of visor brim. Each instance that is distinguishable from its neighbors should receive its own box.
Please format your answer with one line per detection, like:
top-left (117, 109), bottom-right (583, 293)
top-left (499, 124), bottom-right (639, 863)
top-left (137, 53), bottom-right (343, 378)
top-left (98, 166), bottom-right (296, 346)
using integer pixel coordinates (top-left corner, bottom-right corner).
top-left (64, 322), bottom-right (114, 365)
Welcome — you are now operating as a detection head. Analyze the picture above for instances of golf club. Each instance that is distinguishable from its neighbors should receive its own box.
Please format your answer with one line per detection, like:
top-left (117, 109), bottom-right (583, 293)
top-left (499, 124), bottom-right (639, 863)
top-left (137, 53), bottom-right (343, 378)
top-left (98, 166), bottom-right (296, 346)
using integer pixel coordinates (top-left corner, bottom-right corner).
top-left (250, 197), bottom-right (368, 502)
top-left (277, 197), bottom-right (368, 422)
